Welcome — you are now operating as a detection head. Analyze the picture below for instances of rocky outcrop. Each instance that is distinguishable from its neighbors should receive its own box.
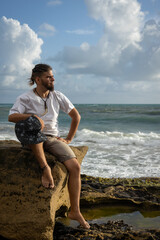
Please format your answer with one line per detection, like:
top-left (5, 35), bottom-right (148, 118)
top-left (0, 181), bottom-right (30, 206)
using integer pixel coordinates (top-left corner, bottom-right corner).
top-left (0, 140), bottom-right (88, 240)
top-left (53, 221), bottom-right (160, 240)
top-left (80, 175), bottom-right (160, 209)
top-left (1, 140), bottom-right (160, 240)
top-left (52, 175), bottom-right (160, 240)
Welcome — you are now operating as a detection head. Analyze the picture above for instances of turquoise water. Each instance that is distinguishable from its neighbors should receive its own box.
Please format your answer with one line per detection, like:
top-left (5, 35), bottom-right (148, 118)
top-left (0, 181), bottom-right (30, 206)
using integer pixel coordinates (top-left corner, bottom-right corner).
top-left (1, 103), bottom-right (160, 178)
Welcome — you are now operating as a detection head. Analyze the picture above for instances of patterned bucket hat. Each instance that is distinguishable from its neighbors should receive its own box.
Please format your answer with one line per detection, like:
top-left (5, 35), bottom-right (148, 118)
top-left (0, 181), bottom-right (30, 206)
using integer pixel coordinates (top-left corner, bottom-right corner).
top-left (15, 115), bottom-right (47, 145)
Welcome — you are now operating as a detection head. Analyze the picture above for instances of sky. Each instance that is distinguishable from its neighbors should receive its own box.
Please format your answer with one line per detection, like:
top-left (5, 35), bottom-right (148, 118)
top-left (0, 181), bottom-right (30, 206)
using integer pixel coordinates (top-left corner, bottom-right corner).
top-left (1, 0), bottom-right (160, 104)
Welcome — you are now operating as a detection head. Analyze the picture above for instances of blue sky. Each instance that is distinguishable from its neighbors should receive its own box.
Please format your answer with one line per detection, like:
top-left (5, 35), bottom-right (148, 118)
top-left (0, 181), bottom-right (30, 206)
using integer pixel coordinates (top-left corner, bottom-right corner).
top-left (1, 0), bottom-right (160, 104)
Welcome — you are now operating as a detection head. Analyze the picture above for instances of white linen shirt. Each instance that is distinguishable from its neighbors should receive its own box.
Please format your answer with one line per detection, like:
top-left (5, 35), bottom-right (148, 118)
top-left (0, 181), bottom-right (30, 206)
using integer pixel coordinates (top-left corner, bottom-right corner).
top-left (9, 90), bottom-right (74, 136)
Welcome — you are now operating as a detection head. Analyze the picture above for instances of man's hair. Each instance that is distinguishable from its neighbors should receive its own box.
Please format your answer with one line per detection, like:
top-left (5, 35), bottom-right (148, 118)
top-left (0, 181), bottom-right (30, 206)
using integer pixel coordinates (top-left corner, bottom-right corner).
top-left (29, 63), bottom-right (52, 86)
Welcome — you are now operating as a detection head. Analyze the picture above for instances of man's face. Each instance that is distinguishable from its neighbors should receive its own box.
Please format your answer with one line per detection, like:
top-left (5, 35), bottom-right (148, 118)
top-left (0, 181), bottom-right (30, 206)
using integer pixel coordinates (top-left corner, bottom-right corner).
top-left (39, 70), bottom-right (55, 91)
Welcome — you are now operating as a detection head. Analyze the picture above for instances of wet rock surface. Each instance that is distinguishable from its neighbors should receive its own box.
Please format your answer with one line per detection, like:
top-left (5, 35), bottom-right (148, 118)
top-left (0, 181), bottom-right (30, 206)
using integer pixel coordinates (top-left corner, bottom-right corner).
top-left (80, 175), bottom-right (160, 209)
top-left (53, 220), bottom-right (160, 240)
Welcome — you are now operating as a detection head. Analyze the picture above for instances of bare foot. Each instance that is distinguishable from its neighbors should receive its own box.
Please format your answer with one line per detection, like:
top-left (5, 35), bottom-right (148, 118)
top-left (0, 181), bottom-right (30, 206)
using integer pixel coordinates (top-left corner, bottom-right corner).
top-left (41, 165), bottom-right (54, 189)
top-left (68, 211), bottom-right (90, 229)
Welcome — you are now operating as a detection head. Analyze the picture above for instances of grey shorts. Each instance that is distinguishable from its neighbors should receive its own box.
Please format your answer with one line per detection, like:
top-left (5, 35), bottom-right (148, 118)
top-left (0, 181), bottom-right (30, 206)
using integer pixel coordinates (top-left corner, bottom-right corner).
top-left (43, 136), bottom-right (76, 163)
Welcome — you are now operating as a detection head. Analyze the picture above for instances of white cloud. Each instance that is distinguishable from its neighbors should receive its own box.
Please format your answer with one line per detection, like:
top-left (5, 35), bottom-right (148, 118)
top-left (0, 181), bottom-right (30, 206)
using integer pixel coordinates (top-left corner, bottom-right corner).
top-left (52, 0), bottom-right (160, 87)
top-left (68, 63), bottom-right (88, 70)
top-left (80, 42), bottom-right (90, 51)
top-left (47, 0), bottom-right (62, 6)
top-left (85, 0), bottom-right (144, 47)
top-left (38, 23), bottom-right (56, 36)
top-left (123, 81), bottom-right (150, 92)
top-left (66, 29), bottom-right (94, 35)
top-left (0, 16), bottom-right (43, 89)
top-left (53, 0), bottom-right (145, 74)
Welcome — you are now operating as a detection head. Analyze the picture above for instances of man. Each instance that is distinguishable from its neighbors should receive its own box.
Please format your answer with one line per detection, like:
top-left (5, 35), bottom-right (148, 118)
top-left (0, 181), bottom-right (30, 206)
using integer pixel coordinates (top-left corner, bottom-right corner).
top-left (8, 63), bottom-right (90, 229)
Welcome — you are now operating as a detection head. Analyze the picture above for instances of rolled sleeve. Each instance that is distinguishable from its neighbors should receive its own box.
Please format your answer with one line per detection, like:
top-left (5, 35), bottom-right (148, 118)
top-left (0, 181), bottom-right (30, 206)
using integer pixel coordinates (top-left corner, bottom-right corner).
top-left (9, 96), bottom-right (27, 115)
top-left (55, 91), bottom-right (74, 114)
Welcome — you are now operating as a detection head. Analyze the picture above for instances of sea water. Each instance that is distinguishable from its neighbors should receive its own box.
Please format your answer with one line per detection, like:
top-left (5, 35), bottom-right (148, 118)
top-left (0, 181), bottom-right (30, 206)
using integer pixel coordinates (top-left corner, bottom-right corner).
top-left (1, 103), bottom-right (160, 178)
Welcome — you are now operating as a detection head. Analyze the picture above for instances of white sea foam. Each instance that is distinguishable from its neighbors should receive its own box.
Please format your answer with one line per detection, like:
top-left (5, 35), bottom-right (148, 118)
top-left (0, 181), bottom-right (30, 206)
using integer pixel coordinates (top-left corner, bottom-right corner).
top-left (72, 129), bottom-right (160, 178)
top-left (0, 124), bottom-right (17, 140)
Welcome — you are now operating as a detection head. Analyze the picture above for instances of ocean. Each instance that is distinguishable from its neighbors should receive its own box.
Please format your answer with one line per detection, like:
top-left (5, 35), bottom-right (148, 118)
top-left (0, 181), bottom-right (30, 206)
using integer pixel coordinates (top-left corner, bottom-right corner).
top-left (1, 103), bottom-right (160, 178)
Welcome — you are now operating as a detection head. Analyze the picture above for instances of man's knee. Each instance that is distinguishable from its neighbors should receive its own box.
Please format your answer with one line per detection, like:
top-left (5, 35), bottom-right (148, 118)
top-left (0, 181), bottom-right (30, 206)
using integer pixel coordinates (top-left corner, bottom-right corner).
top-left (64, 158), bottom-right (81, 174)
top-left (73, 159), bottom-right (81, 173)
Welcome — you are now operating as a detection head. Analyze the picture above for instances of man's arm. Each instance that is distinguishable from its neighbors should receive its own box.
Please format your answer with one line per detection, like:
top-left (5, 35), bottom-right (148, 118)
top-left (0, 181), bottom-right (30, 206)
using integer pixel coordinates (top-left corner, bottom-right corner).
top-left (57, 108), bottom-right (81, 144)
top-left (8, 113), bottom-right (45, 130)
top-left (8, 113), bottom-right (33, 123)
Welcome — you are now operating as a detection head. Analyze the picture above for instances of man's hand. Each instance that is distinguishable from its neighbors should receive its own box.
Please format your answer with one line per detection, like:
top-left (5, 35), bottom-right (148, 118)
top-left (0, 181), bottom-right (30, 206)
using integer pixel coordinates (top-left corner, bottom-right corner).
top-left (56, 137), bottom-right (71, 144)
top-left (33, 115), bottom-right (45, 130)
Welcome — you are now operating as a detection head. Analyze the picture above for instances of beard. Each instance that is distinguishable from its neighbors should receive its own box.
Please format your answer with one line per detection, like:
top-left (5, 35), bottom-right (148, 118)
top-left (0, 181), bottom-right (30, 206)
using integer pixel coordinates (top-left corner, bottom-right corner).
top-left (41, 80), bottom-right (54, 91)
top-left (47, 85), bottom-right (54, 91)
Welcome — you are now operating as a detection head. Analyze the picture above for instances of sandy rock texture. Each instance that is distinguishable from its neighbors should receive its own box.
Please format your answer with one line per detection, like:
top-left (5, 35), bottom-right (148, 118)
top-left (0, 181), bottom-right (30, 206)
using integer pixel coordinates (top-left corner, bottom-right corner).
top-left (0, 140), bottom-right (88, 240)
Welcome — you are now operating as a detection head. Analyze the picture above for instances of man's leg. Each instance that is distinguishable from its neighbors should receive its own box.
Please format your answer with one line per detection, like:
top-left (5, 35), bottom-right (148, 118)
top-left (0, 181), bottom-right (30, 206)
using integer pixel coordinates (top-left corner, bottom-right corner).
top-left (29, 142), bottom-right (54, 189)
top-left (63, 158), bottom-right (90, 229)
top-left (43, 137), bottom-right (89, 227)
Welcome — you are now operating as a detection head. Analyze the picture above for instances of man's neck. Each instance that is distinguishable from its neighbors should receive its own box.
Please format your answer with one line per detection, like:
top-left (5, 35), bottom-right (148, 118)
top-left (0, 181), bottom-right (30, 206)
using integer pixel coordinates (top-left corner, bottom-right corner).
top-left (35, 87), bottom-right (49, 98)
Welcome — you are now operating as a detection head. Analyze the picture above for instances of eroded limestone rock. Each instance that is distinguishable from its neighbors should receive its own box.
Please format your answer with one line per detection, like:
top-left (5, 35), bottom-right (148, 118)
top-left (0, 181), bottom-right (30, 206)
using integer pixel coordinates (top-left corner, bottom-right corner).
top-left (0, 140), bottom-right (88, 240)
